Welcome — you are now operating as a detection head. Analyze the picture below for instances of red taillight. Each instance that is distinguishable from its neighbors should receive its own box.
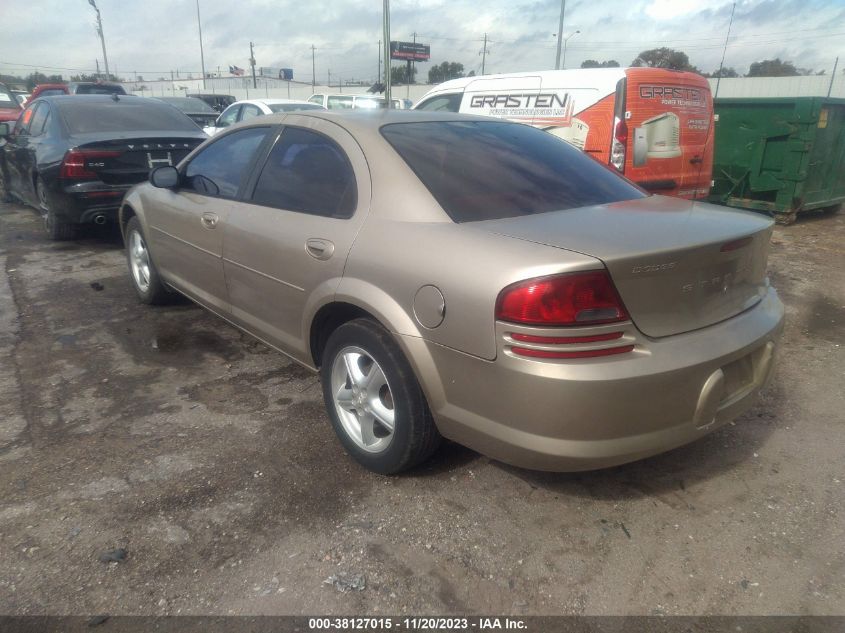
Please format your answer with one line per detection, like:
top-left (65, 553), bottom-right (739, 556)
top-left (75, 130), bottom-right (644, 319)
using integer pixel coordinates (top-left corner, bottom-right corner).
top-left (610, 118), bottom-right (627, 172)
top-left (60, 149), bottom-right (121, 180)
top-left (614, 118), bottom-right (628, 145)
top-left (495, 271), bottom-right (629, 326)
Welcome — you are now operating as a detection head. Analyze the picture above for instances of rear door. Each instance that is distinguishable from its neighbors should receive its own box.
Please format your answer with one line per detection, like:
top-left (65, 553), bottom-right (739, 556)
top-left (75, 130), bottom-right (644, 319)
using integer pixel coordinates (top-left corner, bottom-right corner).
top-left (145, 126), bottom-right (271, 314)
top-left (222, 116), bottom-right (370, 359)
top-left (624, 69), bottom-right (713, 199)
top-left (3, 102), bottom-right (43, 205)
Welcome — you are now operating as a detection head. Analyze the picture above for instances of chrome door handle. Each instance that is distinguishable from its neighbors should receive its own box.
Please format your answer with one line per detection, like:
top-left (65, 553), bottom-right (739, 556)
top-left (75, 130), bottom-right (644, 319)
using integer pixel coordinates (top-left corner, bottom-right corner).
top-left (200, 212), bottom-right (218, 228)
top-left (305, 238), bottom-right (335, 260)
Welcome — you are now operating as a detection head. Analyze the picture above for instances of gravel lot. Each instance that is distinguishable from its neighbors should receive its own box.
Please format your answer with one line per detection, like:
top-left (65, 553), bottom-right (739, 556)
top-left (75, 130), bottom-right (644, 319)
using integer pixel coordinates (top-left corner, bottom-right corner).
top-left (0, 201), bottom-right (843, 616)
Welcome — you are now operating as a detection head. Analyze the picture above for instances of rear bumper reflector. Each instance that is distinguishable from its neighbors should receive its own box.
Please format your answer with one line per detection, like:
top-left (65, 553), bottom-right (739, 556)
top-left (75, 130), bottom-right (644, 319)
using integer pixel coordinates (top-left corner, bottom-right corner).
top-left (511, 331), bottom-right (623, 345)
top-left (511, 345), bottom-right (635, 360)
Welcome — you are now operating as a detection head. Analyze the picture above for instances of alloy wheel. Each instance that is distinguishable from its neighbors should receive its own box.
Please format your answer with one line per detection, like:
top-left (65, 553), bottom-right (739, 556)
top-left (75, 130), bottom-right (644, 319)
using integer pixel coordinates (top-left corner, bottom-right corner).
top-left (330, 346), bottom-right (396, 453)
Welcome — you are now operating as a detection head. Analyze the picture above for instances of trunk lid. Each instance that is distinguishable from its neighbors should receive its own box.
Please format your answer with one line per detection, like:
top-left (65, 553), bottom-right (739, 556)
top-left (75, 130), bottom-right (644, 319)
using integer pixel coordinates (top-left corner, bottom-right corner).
top-left (474, 195), bottom-right (774, 338)
top-left (69, 134), bottom-right (204, 185)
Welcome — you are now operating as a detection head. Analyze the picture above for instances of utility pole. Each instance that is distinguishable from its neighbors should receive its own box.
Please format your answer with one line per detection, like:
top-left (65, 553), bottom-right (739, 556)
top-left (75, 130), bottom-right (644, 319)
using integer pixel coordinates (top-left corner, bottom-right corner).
top-left (409, 31), bottom-right (416, 98)
top-left (480, 33), bottom-right (489, 75)
top-left (95, 59), bottom-right (101, 79)
top-left (714, 1), bottom-right (736, 99)
top-left (196, 0), bottom-right (207, 89)
top-left (554, 0), bottom-right (566, 70)
top-left (311, 45), bottom-right (316, 90)
top-left (562, 30), bottom-right (579, 70)
top-left (88, 0), bottom-right (110, 79)
top-left (378, 40), bottom-right (382, 84)
top-left (383, 0), bottom-right (391, 107)
top-left (249, 41), bottom-right (257, 89)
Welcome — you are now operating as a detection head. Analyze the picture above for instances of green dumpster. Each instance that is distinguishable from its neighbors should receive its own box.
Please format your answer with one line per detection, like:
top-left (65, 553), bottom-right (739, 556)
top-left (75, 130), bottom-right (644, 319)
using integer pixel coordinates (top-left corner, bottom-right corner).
top-left (709, 97), bottom-right (845, 223)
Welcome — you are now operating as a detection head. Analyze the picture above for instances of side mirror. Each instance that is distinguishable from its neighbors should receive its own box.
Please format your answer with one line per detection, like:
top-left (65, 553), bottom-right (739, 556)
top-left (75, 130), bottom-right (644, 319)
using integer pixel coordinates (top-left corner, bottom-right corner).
top-left (149, 165), bottom-right (179, 188)
top-left (0, 123), bottom-right (10, 138)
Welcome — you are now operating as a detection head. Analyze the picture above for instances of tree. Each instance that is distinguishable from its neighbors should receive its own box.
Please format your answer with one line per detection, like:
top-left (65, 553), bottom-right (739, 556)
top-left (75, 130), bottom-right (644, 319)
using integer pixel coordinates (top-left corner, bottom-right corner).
top-left (705, 67), bottom-right (739, 78)
top-left (390, 64), bottom-right (418, 85)
top-left (581, 59), bottom-right (620, 68)
top-left (746, 58), bottom-right (799, 77)
top-left (428, 61), bottom-right (465, 84)
top-left (631, 48), bottom-right (698, 72)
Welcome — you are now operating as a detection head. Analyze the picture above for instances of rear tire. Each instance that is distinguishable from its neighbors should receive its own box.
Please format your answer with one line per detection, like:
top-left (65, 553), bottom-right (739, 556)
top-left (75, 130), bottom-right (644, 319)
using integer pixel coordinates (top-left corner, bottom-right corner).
top-left (125, 216), bottom-right (170, 305)
top-left (320, 318), bottom-right (441, 474)
top-left (38, 178), bottom-right (77, 240)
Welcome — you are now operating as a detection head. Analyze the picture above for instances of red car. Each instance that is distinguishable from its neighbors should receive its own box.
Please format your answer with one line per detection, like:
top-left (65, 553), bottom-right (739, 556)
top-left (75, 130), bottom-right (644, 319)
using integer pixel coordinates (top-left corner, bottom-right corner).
top-left (29, 83), bottom-right (69, 100)
top-left (0, 83), bottom-right (22, 123)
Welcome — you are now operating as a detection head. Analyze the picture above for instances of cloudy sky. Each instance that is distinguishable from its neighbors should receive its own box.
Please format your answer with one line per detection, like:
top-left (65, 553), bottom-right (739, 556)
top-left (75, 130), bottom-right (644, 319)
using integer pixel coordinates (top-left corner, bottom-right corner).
top-left (2, 0), bottom-right (844, 83)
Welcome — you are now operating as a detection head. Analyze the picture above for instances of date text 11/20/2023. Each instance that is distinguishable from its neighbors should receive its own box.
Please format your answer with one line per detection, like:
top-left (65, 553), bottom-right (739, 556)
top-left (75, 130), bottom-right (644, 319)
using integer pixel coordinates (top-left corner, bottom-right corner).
top-left (308, 617), bottom-right (528, 630)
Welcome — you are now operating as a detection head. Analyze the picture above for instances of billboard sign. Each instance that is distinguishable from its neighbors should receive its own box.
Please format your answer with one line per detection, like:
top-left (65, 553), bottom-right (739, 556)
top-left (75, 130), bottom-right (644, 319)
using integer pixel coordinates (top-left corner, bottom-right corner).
top-left (390, 41), bottom-right (430, 62)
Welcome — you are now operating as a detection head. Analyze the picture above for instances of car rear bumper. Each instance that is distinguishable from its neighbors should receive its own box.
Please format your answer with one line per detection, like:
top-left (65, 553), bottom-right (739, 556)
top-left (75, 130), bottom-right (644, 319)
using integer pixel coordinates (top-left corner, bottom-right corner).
top-left (403, 285), bottom-right (784, 471)
top-left (57, 182), bottom-right (131, 223)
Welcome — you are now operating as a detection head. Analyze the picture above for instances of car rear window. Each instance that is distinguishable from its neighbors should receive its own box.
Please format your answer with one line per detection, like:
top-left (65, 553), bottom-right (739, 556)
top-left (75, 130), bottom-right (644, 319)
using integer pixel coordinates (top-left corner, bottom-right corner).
top-left (381, 120), bottom-right (646, 222)
top-left (267, 103), bottom-right (324, 113)
top-left (60, 101), bottom-right (200, 134)
top-left (75, 84), bottom-right (125, 95)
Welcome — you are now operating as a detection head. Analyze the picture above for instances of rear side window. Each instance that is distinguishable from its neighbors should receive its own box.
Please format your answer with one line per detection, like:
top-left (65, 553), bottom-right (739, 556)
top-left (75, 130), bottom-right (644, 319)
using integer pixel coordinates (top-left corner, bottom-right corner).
top-left (381, 121), bottom-right (645, 222)
top-left (327, 95), bottom-right (353, 109)
top-left (28, 103), bottom-right (50, 136)
top-left (184, 127), bottom-right (268, 199)
top-left (240, 104), bottom-right (262, 121)
top-left (60, 101), bottom-right (199, 134)
top-left (415, 93), bottom-right (462, 112)
top-left (250, 127), bottom-right (356, 218)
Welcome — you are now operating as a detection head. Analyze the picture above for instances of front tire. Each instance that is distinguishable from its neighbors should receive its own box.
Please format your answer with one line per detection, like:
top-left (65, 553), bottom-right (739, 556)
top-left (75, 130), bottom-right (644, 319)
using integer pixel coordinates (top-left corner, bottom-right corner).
top-left (320, 318), bottom-right (441, 474)
top-left (38, 178), bottom-right (77, 241)
top-left (125, 216), bottom-right (170, 305)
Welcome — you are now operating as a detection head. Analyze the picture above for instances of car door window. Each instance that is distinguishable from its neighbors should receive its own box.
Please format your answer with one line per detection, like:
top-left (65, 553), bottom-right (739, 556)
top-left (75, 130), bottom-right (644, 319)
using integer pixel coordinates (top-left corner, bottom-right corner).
top-left (308, 95), bottom-right (324, 105)
top-left (249, 127), bottom-right (357, 218)
top-left (216, 104), bottom-right (241, 128)
top-left (13, 103), bottom-right (38, 136)
top-left (326, 95), bottom-right (353, 109)
top-left (184, 127), bottom-right (269, 199)
top-left (415, 93), bottom-right (462, 112)
top-left (28, 103), bottom-right (49, 136)
top-left (240, 104), bottom-right (262, 121)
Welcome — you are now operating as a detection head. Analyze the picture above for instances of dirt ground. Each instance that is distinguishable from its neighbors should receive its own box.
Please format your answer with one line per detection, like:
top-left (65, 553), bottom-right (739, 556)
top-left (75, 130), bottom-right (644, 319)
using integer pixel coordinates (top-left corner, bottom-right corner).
top-left (0, 201), bottom-right (842, 617)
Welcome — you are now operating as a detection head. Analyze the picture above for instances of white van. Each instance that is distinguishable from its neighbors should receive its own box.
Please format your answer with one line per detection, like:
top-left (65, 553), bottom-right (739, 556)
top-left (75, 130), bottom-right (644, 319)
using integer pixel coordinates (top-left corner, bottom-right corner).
top-left (414, 68), bottom-right (715, 199)
top-left (308, 93), bottom-right (403, 110)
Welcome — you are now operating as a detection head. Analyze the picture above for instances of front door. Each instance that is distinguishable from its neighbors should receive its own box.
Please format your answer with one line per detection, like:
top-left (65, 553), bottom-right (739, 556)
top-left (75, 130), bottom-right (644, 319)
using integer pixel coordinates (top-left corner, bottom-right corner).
top-left (144, 125), bottom-right (271, 314)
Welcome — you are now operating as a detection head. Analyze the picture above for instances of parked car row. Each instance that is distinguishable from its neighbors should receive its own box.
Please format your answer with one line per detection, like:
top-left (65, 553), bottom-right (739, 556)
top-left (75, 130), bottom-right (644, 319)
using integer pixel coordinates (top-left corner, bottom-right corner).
top-left (0, 69), bottom-right (787, 475)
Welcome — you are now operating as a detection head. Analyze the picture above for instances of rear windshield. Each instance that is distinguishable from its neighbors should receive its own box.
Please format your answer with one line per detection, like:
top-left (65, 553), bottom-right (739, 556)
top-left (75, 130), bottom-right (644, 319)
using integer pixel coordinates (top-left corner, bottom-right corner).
top-left (381, 121), bottom-right (645, 222)
top-left (158, 97), bottom-right (216, 112)
top-left (60, 101), bottom-right (200, 134)
top-left (267, 103), bottom-right (324, 113)
top-left (74, 84), bottom-right (125, 95)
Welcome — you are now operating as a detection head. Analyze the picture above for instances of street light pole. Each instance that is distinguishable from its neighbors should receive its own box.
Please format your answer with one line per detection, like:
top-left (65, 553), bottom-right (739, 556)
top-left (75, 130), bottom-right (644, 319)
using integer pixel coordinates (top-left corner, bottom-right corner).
top-left (87, 0), bottom-right (110, 79)
top-left (554, 0), bottom-right (566, 70)
top-left (562, 30), bottom-right (580, 70)
top-left (196, 0), bottom-right (207, 89)
top-left (383, 0), bottom-right (391, 107)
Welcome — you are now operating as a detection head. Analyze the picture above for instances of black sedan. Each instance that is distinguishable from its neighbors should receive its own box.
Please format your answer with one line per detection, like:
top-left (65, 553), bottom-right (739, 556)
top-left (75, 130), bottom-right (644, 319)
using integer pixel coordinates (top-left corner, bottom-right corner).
top-left (152, 96), bottom-right (219, 128)
top-left (0, 95), bottom-right (208, 239)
